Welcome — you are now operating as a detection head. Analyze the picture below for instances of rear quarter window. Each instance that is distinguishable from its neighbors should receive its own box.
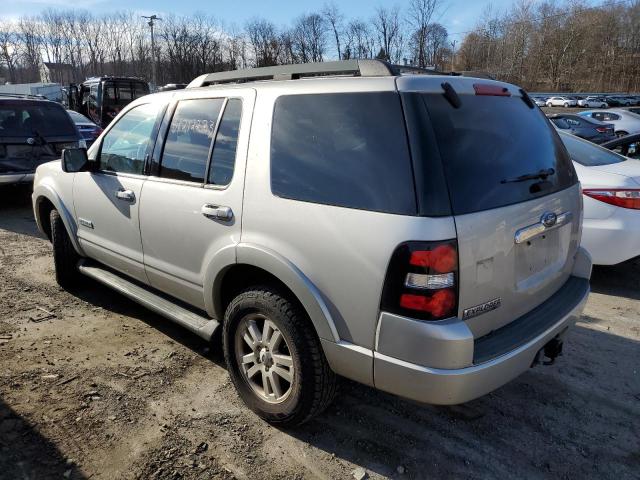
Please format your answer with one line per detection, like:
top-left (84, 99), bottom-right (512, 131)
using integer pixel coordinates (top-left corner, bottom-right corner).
top-left (270, 92), bottom-right (416, 215)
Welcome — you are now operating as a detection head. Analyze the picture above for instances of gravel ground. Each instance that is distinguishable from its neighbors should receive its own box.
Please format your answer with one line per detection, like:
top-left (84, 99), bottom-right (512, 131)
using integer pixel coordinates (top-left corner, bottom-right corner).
top-left (0, 184), bottom-right (639, 480)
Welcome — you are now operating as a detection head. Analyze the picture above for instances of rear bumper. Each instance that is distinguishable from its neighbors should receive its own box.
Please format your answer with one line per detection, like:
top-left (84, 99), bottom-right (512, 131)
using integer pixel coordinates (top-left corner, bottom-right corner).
top-left (0, 173), bottom-right (34, 185)
top-left (373, 275), bottom-right (590, 405)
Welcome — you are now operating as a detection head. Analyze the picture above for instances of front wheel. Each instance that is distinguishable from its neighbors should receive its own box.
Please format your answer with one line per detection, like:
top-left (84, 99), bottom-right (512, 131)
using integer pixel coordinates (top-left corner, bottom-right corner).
top-left (564, 103), bottom-right (569, 108)
top-left (50, 209), bottom-right (81, 288)
top-left (223, 286), bottom-right (337, 426)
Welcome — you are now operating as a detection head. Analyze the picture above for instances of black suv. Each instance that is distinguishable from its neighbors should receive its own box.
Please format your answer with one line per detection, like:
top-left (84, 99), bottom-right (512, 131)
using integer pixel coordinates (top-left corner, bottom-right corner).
top-left (0, 95), bottom-right (83, 185)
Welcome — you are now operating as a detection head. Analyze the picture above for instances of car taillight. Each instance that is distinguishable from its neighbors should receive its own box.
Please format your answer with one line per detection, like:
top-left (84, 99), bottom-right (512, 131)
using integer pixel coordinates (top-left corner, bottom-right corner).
top-left (595, 127), bottom-right (608, 133)
top-left (381, 241), bottom-right (458, 320)
top-left (583, 189), bottom-right (640, 209)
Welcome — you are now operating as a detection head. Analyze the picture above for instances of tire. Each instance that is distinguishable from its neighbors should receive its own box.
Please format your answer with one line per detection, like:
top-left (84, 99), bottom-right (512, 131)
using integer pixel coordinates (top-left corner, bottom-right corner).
top-left (615, 131), bottom-right (628, 138)
top-left (564, 103), bottom-right (569, 108)
top-left (223, 286), bottom-right (337, 426)
top-left (601, 104), bottom-right (607, 108)
top-left (50, 209), bottom-right (80, 288)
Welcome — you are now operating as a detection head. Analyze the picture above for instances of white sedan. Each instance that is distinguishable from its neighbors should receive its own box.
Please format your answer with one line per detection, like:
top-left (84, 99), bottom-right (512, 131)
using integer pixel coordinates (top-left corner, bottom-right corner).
top-left (560, 131), bottom-right (640, 265)
top-left (546, 96), bottom-right (578, 107)
top-left (578, 96), bottom-right (608, 108)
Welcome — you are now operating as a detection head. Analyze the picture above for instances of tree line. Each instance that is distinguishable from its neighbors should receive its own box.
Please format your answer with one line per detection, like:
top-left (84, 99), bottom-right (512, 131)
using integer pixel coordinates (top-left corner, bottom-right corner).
top-left (0, 0), bottom-right (638, 92)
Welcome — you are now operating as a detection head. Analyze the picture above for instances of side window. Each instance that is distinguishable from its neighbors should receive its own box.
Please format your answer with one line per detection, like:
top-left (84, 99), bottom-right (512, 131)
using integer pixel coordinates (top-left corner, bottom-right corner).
top-left (208, 99), bottom-right (242, 186)
top-left (608, 113), bottom-right (621, 121)
top-left (566, 118), bottom-right (580, 126)
top-left (270, 92), bottom-right (416, 214)
top-left (592, 113), bottom-right (604, 121)
top-left (99, 102), bottom-right (163, 174)
top-left (160, 98), bottom-right (224, 182)
top-left (552, 118), bottom-right (570, 129)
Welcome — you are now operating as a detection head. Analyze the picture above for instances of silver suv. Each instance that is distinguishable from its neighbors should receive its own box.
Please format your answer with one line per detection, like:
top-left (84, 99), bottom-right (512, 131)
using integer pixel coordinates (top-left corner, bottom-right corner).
top-left (32, 60), bottom-right (592, 425)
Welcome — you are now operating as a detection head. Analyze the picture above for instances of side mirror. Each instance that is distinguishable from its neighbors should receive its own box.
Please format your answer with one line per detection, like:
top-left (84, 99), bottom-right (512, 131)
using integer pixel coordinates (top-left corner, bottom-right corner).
top-left (61, 148), bottom-right (89, 173)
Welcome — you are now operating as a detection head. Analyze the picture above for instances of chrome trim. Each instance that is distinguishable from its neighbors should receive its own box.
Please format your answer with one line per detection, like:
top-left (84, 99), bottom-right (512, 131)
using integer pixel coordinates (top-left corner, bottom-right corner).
top-left (514, 211), bottom-right (572, 244)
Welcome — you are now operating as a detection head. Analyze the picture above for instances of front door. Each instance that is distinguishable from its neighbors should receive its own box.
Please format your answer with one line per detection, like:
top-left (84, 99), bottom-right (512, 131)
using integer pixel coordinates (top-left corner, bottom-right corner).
top-left (74, 101), bottom-right (165, 283)
top-left (139, 90), bottom-right (254, 309)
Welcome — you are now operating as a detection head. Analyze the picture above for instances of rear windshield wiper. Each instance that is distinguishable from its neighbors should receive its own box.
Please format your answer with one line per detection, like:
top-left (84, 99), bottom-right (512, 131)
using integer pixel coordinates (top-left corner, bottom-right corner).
top-left (501, 168), bottom-right (555, 184)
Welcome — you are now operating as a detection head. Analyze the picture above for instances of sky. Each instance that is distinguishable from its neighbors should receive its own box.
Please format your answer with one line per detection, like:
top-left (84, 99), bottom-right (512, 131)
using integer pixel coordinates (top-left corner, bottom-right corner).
top-left (5, 0), bottom-right (518, 42)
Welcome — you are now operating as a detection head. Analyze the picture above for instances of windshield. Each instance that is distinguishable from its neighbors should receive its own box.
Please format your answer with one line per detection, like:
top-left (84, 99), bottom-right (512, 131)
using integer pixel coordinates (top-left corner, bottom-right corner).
top-left (67, 110), bottom-right (92, 123)
top-left (560, 132), bottom-right (626, 166)
top-left (0, 102), bottom-right (76, 138)
top-left (421, 93), bottom-right (577, 215)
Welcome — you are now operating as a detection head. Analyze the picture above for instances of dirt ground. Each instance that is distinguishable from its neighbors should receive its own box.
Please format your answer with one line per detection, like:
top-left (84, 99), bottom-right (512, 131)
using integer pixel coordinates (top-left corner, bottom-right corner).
top-left (0, 184), bottom-right (638, 480)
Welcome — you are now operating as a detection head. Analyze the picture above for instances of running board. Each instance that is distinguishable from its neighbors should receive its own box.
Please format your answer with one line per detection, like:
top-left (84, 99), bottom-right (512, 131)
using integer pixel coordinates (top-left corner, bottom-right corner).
top-left (78, 260), bottom-right (218, 341)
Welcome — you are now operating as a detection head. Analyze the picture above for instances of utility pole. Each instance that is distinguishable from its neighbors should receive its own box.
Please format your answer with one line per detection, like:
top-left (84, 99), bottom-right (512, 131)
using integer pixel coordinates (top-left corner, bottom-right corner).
top-left (450, 40), bottom-right (457, 73)
top-left (142, 15), bottom-right (161, 90)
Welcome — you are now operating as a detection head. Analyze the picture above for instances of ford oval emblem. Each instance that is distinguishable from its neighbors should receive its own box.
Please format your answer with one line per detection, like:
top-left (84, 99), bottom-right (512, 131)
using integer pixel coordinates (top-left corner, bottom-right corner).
top-left (26, 137), bottom-right (35, 145)
top-left (541, 212), bottom-right (557, 228)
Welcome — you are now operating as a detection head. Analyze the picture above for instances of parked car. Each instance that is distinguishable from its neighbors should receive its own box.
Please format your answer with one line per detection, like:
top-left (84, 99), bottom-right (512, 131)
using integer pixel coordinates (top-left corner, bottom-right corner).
top-left (601, 133), bottom-right (640, 160)
top-left (578, 96), bottom-right (608, 108)
top-left (548, 113), bottom-right (615, 144)
top-left (559, 131), bottom-right (640, 265)
top-left (66, 110), bottom-right (102, 146)
top-left (578, 109), bottom-right (640, 137)
top-left (32, 60), bottom-right (591, 425)
top-left (626, 106), bottom-right (640, 116)
top-left (604, 96), bottom-right (629, 107)
top-left (546, 96), bottom-right (578, 107)
top-left (533, 96), bottom-right (547, 107)
top-left (0, 94), bottom-right (84, 185)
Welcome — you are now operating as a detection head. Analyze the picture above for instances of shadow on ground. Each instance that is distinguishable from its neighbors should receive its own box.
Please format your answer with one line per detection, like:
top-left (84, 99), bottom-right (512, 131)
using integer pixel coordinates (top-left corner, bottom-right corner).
top-left (0, 398), bottom-right (85, 480)
top-left (591, 258), bottom-right (640, 301)
top-left (0, 185), bottom-right (42, 239)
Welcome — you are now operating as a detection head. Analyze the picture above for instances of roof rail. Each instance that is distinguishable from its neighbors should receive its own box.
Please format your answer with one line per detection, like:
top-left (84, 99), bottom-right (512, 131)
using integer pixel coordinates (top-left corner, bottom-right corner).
top-left (187, 60), bottom-right (449, 88)
top-left (0, 92), bottom-right (47, 100)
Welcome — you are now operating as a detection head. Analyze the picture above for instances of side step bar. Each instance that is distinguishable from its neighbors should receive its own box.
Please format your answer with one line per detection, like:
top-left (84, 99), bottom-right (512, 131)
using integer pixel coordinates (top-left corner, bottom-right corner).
top-left (78, 260), bottom-right (218, 341)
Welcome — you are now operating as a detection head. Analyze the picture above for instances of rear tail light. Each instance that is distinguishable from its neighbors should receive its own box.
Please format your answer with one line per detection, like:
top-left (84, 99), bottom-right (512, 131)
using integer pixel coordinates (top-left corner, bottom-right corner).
top-left (381, 241), bottom-right (458, 320)
top-left (583, 189), bottom-right (640, 209)
top-left (595, 127), bottom-right (607, 133)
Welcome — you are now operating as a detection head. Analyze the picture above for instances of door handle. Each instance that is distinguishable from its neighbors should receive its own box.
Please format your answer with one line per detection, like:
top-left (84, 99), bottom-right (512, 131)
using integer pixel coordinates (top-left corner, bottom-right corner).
top-left (201, 204), bottom-right (233, 221)
top-left (115, 189), bottom-right (136, 202)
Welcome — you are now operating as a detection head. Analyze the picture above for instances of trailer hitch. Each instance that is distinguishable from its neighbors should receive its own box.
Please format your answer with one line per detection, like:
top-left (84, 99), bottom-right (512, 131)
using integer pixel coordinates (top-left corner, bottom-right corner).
top-left (531, 337), bottom-right (564, 367)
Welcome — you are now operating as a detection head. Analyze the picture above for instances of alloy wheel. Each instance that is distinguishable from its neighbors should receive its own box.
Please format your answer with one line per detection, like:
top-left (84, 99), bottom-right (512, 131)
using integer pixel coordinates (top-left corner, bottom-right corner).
top-left (234, 313), bottom-right (295, 404)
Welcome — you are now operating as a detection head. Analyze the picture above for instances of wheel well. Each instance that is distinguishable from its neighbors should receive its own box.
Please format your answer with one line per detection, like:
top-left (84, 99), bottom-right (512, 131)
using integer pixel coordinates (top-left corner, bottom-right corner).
top-left (218, 264), bottom-right (307, 322)
top-left (37, 197), bottom-right (55, 241)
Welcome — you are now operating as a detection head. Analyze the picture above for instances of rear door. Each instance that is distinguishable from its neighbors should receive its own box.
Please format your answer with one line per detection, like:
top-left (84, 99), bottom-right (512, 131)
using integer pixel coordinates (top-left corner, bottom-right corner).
top-left (139, 89), bottom-right (254, 309)
top-left (405, 81), bottom-right (581, 338)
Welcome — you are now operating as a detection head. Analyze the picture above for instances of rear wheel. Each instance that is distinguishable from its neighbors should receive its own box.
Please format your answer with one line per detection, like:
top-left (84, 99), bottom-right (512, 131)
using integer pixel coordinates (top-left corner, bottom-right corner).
top-left (223, 286), bottom-right (337, 426)
top-left (50, 209), bottom-right (80, 288)
top-left (564, 102), bottom-right (569, 108)
top-left (616, 131), bottom-right (628, 138)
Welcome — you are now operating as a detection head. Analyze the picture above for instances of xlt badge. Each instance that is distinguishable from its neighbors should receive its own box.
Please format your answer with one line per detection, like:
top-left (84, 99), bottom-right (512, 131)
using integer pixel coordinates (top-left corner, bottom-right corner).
top-left (463, 298), bottom-right (502, 320)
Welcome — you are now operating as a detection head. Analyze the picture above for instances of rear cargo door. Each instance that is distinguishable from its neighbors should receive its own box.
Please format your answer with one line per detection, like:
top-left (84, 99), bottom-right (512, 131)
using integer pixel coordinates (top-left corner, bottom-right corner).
top-left (419, 85), bottom-right (582, 338)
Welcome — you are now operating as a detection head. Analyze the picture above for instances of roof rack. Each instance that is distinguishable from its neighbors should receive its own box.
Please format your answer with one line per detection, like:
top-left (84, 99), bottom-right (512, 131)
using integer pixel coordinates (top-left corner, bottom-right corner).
top-left (0, 92), bottom-right (47, 100)
top-left (187, 59), bottom-right (450, 88)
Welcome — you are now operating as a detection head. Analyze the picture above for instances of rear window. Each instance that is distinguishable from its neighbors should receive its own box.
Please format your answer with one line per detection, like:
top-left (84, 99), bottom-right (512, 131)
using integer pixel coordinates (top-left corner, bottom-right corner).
top-left (0, 102), bottom-right (76, 138)
top-left (270, 92), bottom-right (416, 215)
top-left (420, 93), bottom-right (577, 215)
top-left (560, 132), bottom-right (625, 166)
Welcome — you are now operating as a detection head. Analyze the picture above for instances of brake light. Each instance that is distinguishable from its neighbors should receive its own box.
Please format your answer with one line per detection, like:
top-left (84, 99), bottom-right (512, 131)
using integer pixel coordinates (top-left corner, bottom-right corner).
top-left (381, 241), bottom-right (459, 320)
top-left (595, 127), bottom-right (607, 133)
top-left (473, 83), bottom-right (511, 97)
top-left (583, 189), bottom-right (640, 209)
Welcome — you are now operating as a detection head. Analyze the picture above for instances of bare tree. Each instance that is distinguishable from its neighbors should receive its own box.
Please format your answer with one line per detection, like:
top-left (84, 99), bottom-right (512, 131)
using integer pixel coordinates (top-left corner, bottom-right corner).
top-left (407, 0), bottom-right (440, 66)
top-left (373, 6), bottom-right (403, 62)
top-left (322, 3), bottom-right (343, 59)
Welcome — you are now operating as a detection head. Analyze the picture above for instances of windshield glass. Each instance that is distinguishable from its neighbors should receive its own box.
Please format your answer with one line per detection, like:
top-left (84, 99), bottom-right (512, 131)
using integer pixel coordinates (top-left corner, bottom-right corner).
top-left (0, 102), bottom-right (76, 138)
top-left (560, 132), bottom-right (626, 166)
top-left (422, 93), bottom-right (577, 215)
